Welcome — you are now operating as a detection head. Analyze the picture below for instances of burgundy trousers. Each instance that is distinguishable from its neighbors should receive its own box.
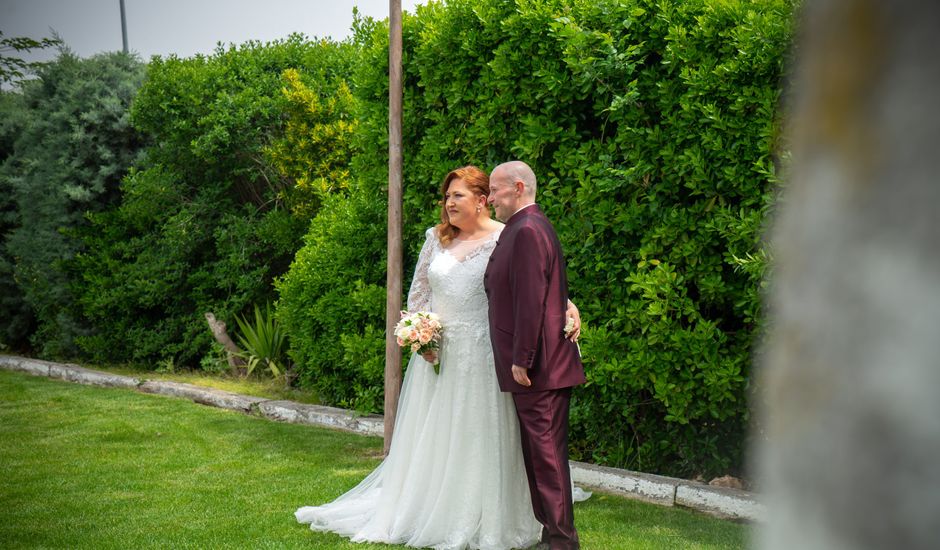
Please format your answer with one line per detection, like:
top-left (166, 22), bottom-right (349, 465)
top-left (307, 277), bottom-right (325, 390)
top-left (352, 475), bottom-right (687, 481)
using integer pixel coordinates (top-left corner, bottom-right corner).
top-left (512, 387), bottom-right (579, 550)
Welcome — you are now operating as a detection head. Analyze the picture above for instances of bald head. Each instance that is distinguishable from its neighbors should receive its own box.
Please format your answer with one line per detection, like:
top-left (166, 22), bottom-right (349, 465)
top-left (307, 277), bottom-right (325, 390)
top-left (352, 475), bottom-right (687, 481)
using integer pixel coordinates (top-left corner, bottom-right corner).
top-left (487, 160), bottom-right (539, 222)
top-left (492, 161), bottom-right (537, 199)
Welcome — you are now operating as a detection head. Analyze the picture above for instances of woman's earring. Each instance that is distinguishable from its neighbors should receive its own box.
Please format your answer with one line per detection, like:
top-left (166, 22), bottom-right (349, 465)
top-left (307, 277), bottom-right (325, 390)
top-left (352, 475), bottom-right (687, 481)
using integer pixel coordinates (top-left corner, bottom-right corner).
top-left (476, 206), bottom-right (481, 213)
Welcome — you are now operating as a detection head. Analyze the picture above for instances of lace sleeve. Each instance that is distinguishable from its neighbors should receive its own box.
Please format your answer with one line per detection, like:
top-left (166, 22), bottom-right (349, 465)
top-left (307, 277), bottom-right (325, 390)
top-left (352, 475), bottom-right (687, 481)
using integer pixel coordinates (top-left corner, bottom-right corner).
top-left (407, 227), bottom-right (437, 312)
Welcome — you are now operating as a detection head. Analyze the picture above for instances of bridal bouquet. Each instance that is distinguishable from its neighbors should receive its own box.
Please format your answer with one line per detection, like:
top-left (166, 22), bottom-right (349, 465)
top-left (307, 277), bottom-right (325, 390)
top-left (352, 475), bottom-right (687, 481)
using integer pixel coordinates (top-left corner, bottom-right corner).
top-left (395, 311), bottom-right (443, 374)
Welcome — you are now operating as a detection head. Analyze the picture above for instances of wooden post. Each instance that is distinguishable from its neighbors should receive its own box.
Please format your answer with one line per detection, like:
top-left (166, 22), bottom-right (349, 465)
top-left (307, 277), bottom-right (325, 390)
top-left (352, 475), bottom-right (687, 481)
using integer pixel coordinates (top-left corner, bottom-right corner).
top-left (383, 0), bottom-right (404, 455)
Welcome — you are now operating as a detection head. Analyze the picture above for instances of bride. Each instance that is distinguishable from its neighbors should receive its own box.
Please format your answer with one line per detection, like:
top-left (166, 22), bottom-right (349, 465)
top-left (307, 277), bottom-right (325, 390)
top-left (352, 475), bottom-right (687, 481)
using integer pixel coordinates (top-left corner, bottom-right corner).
top-left (295, 166), bottom-right (585, 549)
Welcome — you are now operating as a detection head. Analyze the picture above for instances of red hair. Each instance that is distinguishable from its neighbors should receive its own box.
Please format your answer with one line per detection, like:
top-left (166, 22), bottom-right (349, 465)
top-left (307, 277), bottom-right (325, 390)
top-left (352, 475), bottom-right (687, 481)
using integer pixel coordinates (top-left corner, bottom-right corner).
top-left (435, 165), bottom-right (490, 246)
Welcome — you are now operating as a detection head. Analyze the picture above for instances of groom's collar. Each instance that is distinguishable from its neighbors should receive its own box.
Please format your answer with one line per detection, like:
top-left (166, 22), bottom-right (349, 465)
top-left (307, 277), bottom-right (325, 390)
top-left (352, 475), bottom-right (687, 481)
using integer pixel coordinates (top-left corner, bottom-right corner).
top-left (506, 203), bottom-right (540, 226)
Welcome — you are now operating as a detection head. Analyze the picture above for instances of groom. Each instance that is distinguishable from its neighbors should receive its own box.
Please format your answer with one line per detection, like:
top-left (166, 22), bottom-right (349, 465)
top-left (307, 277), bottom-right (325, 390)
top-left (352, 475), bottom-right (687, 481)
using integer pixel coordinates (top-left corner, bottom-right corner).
top-left (484, 161), bottom-right (586, 550)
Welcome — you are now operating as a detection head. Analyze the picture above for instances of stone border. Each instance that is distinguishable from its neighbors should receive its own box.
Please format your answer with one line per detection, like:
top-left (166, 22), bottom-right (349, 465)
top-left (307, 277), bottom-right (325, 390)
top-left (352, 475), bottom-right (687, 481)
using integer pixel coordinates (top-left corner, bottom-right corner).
top-left (138, 380), bottom-right (267, 413)
top-left (675, 482), bottom-right (764, 521)
top-left (257, 400), bottom-right (385, 437)
top-left (569, 460), bottom-right (678, 506)
top-left (0, 354), bottom-right (761, 521)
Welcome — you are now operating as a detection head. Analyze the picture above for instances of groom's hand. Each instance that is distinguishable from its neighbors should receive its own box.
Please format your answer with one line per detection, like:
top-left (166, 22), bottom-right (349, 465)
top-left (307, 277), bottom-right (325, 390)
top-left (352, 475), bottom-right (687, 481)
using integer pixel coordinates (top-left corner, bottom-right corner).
top-left (512, 365), bottom-right (532, 387)
top-left (565, 300), bottom-right (581, 342)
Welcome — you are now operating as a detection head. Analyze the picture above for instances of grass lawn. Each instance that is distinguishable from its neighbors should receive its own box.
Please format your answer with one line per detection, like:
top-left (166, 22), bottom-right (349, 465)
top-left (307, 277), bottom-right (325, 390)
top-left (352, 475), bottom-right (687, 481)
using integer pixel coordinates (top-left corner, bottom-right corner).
top-left (0, 369), bottom-right (751, 549)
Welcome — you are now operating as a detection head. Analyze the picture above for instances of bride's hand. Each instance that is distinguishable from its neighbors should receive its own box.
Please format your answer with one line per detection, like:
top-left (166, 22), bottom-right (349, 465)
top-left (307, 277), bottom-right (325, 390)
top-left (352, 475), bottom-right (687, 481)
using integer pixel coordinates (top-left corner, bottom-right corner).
top-left (565, 299), bottom-right (581, 342)
top-left (421, 350), bottom-right (438, 364)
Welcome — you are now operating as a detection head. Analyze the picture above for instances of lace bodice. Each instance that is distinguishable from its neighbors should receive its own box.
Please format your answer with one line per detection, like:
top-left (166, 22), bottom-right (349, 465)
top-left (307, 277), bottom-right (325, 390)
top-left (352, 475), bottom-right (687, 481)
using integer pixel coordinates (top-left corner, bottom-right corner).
top-left (407, 226), bottom-right (501, 334)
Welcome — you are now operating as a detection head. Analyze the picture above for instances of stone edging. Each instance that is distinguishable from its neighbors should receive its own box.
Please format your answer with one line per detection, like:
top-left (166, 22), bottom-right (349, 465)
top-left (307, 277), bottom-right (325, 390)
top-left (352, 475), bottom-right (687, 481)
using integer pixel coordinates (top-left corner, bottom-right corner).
top-left (0, 354), bottom-right (762, 521)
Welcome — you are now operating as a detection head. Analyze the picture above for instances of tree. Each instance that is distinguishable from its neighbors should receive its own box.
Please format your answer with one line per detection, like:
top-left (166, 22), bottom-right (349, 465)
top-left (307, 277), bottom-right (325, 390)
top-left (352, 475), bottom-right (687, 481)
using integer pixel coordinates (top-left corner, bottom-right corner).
top-left (0, 30), bottom-right (63, 349)
top-left (759, 1), bottom-right (940, 548)
top-left (0, 30), bottom-right (61, 84)
top-left (0, 90), bottom-right (33, 349)
top-left (0, 49), bottom-right (145, 356)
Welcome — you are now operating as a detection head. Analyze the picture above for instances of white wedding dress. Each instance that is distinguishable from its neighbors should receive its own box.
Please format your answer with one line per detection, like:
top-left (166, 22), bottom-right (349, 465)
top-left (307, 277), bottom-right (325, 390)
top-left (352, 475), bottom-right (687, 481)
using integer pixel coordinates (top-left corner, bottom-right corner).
top-left (296, 226), bottom-right (545, 549)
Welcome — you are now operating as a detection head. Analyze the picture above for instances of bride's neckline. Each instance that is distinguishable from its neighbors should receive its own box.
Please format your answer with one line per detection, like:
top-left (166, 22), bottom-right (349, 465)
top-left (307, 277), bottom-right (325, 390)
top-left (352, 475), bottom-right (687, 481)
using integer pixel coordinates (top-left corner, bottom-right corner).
top-left (454, 234), bottom-right (489, 242)
top-left (453, 226), bottom-right (502, 243)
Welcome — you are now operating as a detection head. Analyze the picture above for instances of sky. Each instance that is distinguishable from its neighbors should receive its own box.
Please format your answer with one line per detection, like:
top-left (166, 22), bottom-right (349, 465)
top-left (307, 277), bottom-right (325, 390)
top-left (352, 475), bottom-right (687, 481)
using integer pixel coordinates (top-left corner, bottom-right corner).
top-left (2, 0), bottom-right (423, 64)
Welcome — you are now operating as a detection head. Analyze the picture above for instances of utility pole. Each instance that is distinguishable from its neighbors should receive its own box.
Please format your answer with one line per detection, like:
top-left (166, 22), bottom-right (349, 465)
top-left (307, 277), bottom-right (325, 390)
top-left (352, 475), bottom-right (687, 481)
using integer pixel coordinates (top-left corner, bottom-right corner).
top-left (383, 0), bottom-right (403, 455)
top-left (119, 0), bottom-right (128, 54)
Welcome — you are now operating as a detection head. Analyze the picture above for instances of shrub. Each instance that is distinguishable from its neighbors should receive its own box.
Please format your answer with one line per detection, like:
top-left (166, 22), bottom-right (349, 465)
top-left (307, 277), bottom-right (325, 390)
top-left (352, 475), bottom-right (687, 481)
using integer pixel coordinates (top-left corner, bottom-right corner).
top-left (75, 36), bottom-right (357, 367)
top-left (275, 190), bottom-right (388, 412)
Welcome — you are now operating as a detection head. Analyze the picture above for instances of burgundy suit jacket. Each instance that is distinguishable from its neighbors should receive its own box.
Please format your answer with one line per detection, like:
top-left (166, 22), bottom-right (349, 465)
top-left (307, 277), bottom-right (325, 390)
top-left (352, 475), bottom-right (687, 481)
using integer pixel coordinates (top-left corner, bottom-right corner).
top-left (484, 205), bottom-right (586, 393)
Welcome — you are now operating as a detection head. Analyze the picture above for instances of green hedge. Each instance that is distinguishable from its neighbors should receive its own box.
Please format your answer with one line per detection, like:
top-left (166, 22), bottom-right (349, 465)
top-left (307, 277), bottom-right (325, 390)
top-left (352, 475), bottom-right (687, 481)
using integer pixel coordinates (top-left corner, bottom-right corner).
top-left (75, 36), bottom-right (357, 366)
top-left (282, 0), bottom-right (792, 477)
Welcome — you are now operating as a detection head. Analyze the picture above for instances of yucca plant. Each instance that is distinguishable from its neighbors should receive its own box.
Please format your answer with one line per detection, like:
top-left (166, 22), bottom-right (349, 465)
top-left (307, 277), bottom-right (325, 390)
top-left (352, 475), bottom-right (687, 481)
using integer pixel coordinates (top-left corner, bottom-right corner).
top-left (234, 303), bottom-right (288, 380)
